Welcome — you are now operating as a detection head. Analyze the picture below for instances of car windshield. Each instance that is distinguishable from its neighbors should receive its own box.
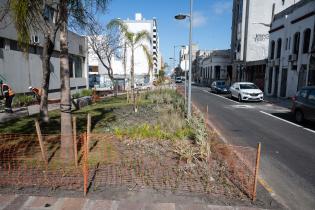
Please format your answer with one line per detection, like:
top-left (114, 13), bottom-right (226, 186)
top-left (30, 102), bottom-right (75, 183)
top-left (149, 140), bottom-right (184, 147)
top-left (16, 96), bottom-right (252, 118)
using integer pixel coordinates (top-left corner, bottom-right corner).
top-left (240, 84), bottom-right (258, 89)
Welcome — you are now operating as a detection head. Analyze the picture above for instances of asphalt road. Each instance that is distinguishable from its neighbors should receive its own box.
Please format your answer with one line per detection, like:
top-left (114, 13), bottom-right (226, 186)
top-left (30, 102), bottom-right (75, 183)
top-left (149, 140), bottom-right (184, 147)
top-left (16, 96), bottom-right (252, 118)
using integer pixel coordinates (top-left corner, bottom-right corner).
top-left (189, 85), bottom-right (315, 210)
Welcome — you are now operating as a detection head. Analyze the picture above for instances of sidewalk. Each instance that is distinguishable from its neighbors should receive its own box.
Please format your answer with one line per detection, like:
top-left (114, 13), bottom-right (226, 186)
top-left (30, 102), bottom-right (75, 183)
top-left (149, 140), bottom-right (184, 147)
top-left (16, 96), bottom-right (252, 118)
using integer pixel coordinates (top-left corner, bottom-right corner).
top-left (263, 96), bottom-right (292, 109)
top-left (0, 194), bottom-right (265, 210)
top-left (0, 103), bottom-right (60, 123)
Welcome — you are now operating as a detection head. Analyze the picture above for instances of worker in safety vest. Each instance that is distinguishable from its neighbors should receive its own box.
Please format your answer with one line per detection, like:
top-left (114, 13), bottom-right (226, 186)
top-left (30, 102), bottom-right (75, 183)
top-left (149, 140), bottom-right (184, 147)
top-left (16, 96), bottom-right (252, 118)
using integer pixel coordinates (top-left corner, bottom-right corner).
top-left (0, 80), bottom-right (15, 113)
top-left (29, 86), bottom-right (42, 103)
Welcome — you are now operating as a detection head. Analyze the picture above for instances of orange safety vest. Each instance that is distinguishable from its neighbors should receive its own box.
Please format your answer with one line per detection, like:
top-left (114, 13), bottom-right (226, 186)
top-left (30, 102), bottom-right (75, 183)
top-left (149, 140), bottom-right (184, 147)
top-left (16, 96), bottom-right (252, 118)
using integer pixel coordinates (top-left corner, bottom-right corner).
top-left (1, 84), bottom-right (15, 96)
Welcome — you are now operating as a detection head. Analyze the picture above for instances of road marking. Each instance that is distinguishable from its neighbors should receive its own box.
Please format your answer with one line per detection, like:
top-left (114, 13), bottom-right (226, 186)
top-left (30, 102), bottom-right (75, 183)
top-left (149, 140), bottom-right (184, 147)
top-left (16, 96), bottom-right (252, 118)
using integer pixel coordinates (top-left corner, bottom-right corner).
top-left (202, 90), bottom-right (240, 104)
top-left (260, 111), bottom-right (315, 134)
top-left (303, 127), bottom-right (315, 134)
top-left (258, 178), bottom-right (274, 193)
top-left (230, 105), bottom-right (254, 109)
top-left (259, 111), bottom-right (302, 128)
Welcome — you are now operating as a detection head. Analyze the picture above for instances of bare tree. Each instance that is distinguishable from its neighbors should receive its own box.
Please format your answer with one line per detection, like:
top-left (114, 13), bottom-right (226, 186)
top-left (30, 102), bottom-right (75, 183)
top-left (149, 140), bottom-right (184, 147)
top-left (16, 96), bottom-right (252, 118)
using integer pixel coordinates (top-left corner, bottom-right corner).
top-left (87, 23), bottom-right (122, 86)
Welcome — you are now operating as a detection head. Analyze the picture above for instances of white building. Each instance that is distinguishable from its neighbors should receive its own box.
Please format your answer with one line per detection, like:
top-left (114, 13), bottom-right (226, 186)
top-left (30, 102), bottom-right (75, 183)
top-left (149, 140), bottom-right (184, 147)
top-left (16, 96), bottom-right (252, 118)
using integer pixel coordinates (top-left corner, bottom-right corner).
top-left (88, 13), bottom-right (161, 89)
top-left (198, 50), bottom-right (232, 85)
top-left (231, 0), bottom-right (301, 90)
top-left (0, 1), bottom-right (88, 96)
top-left (265, 0), bottom-right (315, 98)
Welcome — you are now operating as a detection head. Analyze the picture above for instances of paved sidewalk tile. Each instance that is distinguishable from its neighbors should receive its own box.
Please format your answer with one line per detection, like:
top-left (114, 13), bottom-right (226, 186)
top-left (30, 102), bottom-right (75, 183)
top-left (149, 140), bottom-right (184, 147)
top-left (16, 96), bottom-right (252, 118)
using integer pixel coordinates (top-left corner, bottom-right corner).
top-left (23, 196), bottom-right (59, 209)
top-left (176, 204), bottom-right (212, 210)
top-left (3, 195), bottom-right (29, 210)
top-left (117, 201), bottom-right (146, 210)
top-left (145, 203), bottom-right (175, 210)
top-left (84, 199), bottom-right (114, 210)
top-left (0, 194), bottom-right (16, 210)
top-left (60, 198), bottom-right (86, 210)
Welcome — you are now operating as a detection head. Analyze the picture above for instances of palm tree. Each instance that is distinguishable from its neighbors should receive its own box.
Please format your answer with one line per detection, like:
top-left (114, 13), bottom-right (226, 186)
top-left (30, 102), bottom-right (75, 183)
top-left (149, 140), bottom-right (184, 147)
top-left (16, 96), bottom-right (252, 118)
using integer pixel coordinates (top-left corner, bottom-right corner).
top-left (108, 19), bottom-right (151, 111)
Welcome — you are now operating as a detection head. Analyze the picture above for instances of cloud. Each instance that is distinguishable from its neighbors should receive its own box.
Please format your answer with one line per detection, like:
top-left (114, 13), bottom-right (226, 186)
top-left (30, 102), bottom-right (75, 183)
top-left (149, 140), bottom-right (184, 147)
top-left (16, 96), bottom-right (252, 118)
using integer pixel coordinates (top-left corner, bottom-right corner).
top-left (192, 11), bottom-right (207, 28)
top-left (212, 1), bottom-right (232, 15)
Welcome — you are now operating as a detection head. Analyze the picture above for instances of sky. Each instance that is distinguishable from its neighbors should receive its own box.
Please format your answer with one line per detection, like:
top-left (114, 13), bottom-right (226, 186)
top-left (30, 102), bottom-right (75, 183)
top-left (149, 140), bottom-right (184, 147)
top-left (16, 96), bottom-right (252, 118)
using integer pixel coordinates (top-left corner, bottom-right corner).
top-left (99, 0), bottom-right (233, 70)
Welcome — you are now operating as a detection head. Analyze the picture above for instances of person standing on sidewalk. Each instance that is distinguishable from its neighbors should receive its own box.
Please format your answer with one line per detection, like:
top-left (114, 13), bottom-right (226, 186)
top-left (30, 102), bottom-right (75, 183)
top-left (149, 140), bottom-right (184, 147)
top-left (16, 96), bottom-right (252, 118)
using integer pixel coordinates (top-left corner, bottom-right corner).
top-left (0, 80), bottom-right (15, 113)
top-left (29, 86), bottom-right (42, 103)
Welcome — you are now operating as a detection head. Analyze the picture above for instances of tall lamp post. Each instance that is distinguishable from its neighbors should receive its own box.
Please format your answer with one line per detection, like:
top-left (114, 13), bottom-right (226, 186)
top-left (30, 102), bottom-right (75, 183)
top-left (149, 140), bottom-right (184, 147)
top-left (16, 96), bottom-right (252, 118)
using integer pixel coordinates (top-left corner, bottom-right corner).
top-left (175, 0), bottom-right (193, 118)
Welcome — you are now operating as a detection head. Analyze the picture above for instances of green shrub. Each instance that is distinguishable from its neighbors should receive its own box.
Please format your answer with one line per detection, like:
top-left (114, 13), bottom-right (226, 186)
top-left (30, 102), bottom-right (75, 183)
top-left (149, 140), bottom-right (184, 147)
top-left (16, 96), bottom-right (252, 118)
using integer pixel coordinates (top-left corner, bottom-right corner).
top-left (72, 92), bottom-right (80, 99)
top-left (80, 89), bottom-right (93, 97)
top-left (72, 89), bottom-right (93, 99)
top-left (12, 95), bottom-right (35, 107)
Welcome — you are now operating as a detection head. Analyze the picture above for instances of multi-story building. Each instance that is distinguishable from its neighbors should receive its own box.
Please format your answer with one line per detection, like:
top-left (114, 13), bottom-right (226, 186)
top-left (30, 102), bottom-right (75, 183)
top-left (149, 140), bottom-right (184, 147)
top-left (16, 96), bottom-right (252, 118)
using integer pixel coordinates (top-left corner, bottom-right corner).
top-left (0, 1), bottom-right (88, 96)
top-left (191, 49), bottom-right (211, 84)
top-left (197, 50), bottom-right (232, 86)
top-left (265, 0), bottom-right (315, 98)
top-left (88, 13), bottom-right (161, 89)
top-left (230, 0), bottom-right (301, 90)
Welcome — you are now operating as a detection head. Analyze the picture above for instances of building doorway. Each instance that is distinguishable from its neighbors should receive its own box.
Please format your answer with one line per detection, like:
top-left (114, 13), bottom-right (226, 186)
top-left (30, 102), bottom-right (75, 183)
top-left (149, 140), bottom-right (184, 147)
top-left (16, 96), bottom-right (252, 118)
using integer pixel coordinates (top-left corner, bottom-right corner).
top-left (280, 68), bottom-right (288, 97)
top-left (215, 66), bottom-right (220, 80)
top-left (274, 67), bottom-right (279, 97)
top-left (298, 65), bottom-right (307, 90)
top-left (268, 67), bottom-right (273, 94)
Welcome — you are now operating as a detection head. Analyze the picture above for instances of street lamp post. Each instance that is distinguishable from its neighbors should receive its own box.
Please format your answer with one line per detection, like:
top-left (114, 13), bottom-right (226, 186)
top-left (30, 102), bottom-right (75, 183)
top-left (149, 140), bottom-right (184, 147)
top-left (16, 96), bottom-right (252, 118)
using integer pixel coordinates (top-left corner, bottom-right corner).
top-left (175, 0), bottom-right (193, 118)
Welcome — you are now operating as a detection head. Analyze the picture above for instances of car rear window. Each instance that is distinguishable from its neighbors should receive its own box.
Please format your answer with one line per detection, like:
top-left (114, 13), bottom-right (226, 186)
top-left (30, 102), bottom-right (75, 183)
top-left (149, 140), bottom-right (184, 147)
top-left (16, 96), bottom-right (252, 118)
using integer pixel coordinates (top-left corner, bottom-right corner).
top-left (308, 90), bottom-right (315, 103)
top-left (217, 81), bottom-right (225, 86)
top-left (240, 84), bottom-right (258, 89)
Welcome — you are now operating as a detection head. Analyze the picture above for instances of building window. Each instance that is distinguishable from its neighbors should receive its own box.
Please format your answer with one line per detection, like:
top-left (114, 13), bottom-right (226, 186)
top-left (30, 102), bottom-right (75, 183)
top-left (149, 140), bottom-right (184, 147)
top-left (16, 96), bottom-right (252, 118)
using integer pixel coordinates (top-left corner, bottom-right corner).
top-left (75, 56), bottom-right (83, 78)
top-left (270, 41), bottom-right (275, 59)
top-left (10, 40), bottom-right (19, 51)
top-left (0, 37), bottom-right (4, 48)
top-left (43, 5), bottom-right (55, 23)
top-left (293, 32), bottom-right (300, 55)
top-left (303, 28), bottom-right (311, 54)
top-left (69, 56), bottom-right (74, 78)
top-left (285, 38), bottom-right (288, 50)
top-left (276, 39), bottom-right (282, 58)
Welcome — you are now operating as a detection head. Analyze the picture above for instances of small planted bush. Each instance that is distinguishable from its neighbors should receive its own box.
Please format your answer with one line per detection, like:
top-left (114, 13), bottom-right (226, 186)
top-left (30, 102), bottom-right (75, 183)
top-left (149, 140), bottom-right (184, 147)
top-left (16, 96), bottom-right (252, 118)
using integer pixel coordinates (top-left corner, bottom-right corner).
top-left (12, 95), bottom-right (35, 107)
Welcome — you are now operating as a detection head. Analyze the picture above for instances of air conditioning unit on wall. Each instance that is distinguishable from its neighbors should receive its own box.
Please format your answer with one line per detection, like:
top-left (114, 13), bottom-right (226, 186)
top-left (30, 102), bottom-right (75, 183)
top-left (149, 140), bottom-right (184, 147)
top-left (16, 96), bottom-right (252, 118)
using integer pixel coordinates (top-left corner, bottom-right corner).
top-left (31, 35), bottom-right (39, 45)
top-left (288, 54), bottom-right (297, 62)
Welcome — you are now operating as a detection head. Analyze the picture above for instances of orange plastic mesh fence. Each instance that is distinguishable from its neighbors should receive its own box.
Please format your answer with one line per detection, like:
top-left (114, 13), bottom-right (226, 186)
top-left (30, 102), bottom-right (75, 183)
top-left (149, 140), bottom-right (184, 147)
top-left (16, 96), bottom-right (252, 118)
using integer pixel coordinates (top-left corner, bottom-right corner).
top-left (0, 133), bottom-right (85, 190)
top-left (0, 131), bottom-right (258, 198)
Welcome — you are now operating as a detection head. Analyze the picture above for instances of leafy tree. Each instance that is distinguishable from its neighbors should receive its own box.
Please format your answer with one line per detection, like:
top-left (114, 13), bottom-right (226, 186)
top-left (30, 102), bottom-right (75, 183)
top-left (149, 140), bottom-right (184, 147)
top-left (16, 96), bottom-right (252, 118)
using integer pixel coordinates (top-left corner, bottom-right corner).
top-left (107, 19), bottom-right (151, 111)
top-left (8, 0), bottom-right (109, 163)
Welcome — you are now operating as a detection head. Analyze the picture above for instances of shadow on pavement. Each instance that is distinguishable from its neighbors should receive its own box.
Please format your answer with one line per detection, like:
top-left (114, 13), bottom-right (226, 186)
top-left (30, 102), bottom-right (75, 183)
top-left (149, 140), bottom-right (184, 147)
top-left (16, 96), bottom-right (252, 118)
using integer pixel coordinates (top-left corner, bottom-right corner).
top-left (271, 112), bottom-right (315, 131)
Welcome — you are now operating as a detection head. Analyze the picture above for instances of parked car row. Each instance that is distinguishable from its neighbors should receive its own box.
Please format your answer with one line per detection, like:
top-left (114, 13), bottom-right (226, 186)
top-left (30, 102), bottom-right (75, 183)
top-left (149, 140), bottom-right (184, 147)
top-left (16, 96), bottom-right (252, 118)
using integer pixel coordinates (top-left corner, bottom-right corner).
top-left (210, 81), bottom-right (264, 102)
top-left (210, 80), bottom-right (315, 124)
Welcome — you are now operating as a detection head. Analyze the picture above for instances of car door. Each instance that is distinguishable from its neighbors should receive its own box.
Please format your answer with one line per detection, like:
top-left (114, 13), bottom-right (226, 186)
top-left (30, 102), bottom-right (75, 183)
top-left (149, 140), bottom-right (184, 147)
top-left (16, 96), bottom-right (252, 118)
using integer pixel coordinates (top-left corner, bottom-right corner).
top-left (305, 89), bottom-right (315, 121)
top-left (231, 83), bottom-right (237, 97)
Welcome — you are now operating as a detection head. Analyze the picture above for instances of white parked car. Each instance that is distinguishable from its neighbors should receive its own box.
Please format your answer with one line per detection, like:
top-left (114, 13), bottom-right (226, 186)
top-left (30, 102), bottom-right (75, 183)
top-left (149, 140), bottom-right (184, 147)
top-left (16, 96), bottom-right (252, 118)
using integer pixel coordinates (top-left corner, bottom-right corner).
top-left (230, 82), bottom-right (264, 102)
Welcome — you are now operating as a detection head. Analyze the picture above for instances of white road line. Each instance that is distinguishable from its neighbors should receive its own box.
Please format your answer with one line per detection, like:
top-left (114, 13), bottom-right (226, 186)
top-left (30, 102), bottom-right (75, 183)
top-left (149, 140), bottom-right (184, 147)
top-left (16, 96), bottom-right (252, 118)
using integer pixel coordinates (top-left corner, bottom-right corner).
top-left (259, 111), bottom-right (302, 128)
top-left (260, 111), bottom-right (315, 134)
top-left (303, 127), bottom-right (315, 134)
top-left (202, 90), bottom-right (240, 104)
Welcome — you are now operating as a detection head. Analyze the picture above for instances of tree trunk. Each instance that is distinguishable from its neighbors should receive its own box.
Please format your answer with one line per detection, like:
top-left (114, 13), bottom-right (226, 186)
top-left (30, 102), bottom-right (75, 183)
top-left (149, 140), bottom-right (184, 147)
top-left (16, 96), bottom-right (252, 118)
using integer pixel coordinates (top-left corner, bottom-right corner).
top-left (40, 35), bottom-right (54, 122)
top-left (59, 0), bottom-right (74, 164)
top-left (131, 46), bottom-right (136, 112)
top-left (123, 42), bottom-right (127, 91)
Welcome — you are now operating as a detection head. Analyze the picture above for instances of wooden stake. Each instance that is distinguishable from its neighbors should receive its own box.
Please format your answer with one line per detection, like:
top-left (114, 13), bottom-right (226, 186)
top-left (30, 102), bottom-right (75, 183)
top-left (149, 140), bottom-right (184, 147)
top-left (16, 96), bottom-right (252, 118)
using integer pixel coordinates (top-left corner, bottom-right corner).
top-left (72, 116), bottom-right (78, 168)
top-left (252, 142), bottom-right (261, 201)
top-left (35, 120), bottom-right (48, 166)
top-left (87, 114), bottom-right (91, 155)
top-left (83, 132), bottom-right (88, 196)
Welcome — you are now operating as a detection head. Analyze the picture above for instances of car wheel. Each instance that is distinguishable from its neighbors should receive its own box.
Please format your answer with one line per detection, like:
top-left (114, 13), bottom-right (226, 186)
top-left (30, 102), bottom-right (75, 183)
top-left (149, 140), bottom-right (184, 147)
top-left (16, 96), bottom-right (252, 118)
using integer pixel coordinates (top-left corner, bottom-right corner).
top-left (295, 110), bottom-right (304, 123)
top-left (238, 94), bottom-right (242, 102)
